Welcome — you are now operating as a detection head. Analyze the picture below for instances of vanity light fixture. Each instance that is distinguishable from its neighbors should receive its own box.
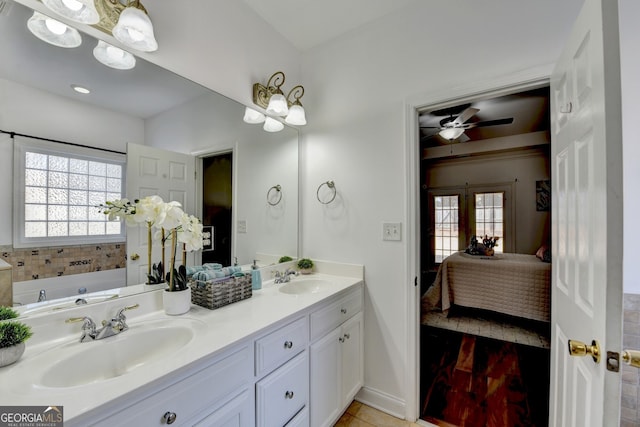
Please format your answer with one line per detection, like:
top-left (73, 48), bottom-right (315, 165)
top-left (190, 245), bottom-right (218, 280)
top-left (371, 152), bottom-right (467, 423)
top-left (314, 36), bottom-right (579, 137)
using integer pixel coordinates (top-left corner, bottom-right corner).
top-left (263, 117), bottom-right (284, 133)
top-left (252, 71), bottom-right (307, 125)
top-left (112, 0), bottom-right (158, 52)
top-left (243, 107), bottom-right (266, 124)
top-left (438, 127), bottom-right (465, 140)
top-left (42, 0), bottom-right (99, 25)
top-left (93, 40), bottom-right (136, 70)
top-left (27, 11), bottom-right (82, 48)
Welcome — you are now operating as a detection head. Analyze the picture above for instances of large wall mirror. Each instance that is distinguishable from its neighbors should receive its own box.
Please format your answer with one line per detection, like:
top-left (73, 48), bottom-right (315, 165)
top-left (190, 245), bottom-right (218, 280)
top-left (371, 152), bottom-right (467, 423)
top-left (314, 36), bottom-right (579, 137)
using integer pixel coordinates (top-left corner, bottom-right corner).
top-left (0, 0), bottom-right (299, 315)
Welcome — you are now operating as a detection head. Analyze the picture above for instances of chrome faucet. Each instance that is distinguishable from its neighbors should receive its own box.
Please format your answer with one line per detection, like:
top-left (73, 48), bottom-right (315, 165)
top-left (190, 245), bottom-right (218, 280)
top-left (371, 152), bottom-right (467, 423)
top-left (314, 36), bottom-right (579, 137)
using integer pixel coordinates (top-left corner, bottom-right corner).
top-left (37, 289), bottom-right (46, 302)
top-left (66, 304), bottom-right (139, 343)
top-left (274, 268), bottom-right (298, 284)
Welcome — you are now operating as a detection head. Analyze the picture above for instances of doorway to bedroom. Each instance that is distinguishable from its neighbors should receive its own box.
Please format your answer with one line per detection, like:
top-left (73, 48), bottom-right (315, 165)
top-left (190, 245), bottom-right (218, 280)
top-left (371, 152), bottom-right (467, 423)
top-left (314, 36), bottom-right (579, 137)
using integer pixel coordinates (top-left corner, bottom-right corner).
top-left (418, 86), bottom-right (552, 425)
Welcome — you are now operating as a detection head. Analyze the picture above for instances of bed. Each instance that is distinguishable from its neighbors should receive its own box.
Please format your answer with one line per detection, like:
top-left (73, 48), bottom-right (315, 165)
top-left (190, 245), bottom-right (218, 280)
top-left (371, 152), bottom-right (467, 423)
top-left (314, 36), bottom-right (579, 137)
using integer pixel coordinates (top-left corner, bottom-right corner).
top-left (422, 251), bottom-right (551, 322)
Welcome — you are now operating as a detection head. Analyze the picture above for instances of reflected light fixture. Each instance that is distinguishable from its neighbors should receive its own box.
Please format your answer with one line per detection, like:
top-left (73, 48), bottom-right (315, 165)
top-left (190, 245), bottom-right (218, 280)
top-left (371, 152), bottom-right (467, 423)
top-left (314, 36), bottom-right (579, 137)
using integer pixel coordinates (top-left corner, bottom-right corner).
top-left (71, 84), bottom-right (90, 94)
top-left (439, 127), bottom-right (465, 140)
top-left (263, 117), bottom-right (284, 133)
top-left (27, 11), bottom-right (82, 48)
top-left (252, 71), bottom-right (307, 126)
top-left (112, 0), bottom-right (158, 52)
top-left (243, 107), bottom-right (266, 124)
top-left (93, 40), bottom-right (136, 70)
top-left (284, 85), bottom-right (306, 126)
top-left (42, 0), bottom-right (99, 25)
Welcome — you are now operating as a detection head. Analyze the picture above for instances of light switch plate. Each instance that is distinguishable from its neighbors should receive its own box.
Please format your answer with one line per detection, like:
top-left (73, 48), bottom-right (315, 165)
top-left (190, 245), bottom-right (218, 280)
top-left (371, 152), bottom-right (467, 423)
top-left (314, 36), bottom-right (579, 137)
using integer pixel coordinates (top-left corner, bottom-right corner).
top-left (237, 220), bottom-right (247, 234)
top-left (382, 222), bottom-right (402, 241)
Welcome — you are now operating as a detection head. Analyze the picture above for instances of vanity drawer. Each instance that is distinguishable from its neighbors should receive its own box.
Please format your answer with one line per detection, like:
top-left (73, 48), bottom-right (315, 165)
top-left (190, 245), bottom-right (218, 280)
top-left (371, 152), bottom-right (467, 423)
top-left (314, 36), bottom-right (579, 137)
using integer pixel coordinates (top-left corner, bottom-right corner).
top-left (94, 344), bottom-right (252, 426)
top-left (285, 406), bottom-right (309, 427)
top-left (310, 286), bottom-right (363, 341)
top-left (255, 316), bottom-right (308, 377)
top-left (256, 351), bottom-right (308, 427)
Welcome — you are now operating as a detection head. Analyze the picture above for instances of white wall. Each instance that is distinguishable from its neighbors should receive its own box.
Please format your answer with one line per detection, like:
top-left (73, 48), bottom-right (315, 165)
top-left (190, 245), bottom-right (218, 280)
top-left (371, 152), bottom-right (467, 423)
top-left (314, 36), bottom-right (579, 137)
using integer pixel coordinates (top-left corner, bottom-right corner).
top-left (620, 0), bottom-right (640, 294)
top-left (298, 0), bottom-right (583, 415)
top-left (0, 78), bottom-right (144, 246)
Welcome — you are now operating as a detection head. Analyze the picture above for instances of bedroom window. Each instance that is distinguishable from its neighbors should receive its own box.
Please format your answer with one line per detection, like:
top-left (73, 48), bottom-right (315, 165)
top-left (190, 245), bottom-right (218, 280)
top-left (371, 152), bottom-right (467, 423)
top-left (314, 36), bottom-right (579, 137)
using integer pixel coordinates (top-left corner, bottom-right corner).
top-left (14, 136), bottom-right (126, 248)
top-left (433, 195), bottom-right (460, 263)
top-left (474, 191), bottom-right (504, 253)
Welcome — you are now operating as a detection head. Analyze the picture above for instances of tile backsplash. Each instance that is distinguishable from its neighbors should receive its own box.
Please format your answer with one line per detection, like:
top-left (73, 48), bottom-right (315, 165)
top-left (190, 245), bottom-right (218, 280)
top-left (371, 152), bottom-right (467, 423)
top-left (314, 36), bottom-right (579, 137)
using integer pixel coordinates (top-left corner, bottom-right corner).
top-left (622, 293), bottom-right (640, 427)
top-left (0, 243), bottom-right (126, 283)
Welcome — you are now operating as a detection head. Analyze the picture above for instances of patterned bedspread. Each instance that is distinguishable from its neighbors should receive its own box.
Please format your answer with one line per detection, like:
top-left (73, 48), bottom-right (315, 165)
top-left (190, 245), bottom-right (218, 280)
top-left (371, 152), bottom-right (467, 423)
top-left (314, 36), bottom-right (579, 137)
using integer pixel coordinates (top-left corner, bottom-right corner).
top-left (422, 252), bottom-right (551, 322)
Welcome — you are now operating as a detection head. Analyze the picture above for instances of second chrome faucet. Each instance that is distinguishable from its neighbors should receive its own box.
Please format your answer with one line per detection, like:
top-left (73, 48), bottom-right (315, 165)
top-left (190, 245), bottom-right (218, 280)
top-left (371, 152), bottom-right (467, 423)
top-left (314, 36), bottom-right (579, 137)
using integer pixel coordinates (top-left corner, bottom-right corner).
top-left (66, 304), bottom-right (139, 343)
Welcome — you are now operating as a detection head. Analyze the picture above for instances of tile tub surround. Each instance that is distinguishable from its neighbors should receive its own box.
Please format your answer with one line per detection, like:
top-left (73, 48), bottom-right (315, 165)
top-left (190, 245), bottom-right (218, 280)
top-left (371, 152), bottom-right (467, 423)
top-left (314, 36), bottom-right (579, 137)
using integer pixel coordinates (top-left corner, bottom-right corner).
top-left (0, 265), bottom-right (363, 424)
top-left (0, 259), bottom-right (12, 306)
top-left (0, 243), bottom-right (126, 282)
top-left (622, 293), bottom-right (640, 427)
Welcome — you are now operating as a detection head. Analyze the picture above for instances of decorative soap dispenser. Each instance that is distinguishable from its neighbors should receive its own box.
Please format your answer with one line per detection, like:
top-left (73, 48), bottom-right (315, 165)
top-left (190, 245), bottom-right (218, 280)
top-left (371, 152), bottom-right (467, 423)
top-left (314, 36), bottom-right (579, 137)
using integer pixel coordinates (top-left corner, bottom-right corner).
top-left (251, 260), bottom-right (262, 290)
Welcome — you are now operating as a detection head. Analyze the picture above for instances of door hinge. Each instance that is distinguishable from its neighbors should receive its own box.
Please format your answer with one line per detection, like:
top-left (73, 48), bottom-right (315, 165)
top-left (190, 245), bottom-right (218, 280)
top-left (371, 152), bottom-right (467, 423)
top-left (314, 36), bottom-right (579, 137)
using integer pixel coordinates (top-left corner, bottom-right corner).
top-left (414, 276), bottom-right (418, 287)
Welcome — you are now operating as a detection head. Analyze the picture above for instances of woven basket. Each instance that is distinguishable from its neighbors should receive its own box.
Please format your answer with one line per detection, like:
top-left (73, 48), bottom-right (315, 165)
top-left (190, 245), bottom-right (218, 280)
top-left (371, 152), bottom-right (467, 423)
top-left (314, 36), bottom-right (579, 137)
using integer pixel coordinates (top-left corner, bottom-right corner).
top-left (190, 274), bottom-right (252, 310)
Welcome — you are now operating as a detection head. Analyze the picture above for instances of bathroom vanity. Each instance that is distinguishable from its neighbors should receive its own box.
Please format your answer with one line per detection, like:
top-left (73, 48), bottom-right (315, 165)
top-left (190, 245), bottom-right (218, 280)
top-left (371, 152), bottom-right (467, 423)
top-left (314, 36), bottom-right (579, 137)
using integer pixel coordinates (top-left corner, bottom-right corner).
top-left (0, 265), bottom-right (363, 427)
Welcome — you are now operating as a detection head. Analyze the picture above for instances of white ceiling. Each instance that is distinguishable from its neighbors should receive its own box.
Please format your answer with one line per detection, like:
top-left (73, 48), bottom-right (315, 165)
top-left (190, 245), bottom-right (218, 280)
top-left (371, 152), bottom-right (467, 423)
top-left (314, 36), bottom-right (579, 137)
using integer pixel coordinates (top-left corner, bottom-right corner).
top-left (241, 0), bottom-right (417, 51)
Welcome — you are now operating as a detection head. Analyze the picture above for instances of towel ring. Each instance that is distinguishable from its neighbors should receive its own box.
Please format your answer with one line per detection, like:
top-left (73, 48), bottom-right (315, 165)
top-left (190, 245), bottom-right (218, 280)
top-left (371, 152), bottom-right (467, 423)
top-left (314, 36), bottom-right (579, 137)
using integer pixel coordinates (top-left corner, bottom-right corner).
top-left (316, 180), bottom-right (336, 205)
top-left (267, 184), bottom-right (282, 206)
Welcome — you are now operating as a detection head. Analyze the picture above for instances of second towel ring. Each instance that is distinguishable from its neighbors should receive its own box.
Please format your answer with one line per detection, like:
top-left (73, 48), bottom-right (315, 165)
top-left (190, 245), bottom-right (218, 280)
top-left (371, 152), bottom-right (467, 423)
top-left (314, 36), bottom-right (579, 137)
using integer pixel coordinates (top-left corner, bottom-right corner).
top-left (317, 180), bottom-right (336, 204)
top-left (267, 184), bottom-right (282, 206)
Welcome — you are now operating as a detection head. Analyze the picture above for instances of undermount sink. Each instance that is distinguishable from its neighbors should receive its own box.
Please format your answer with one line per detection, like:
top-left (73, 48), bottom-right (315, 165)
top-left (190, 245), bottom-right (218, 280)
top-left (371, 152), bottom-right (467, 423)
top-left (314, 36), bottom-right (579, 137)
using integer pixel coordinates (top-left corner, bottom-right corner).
top-left (37, 319), bottom-right (202, 388)
top-left (18, 293), bottom-right (119, 317)
top-left (278, 278), bottom-right (334, 295)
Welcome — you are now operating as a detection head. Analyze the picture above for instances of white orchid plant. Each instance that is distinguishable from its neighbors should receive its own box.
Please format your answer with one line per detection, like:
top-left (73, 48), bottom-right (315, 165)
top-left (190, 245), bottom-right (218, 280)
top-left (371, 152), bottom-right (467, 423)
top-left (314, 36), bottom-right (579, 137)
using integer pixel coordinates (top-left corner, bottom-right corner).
top-left (100, 195), bottom-right (204, 291)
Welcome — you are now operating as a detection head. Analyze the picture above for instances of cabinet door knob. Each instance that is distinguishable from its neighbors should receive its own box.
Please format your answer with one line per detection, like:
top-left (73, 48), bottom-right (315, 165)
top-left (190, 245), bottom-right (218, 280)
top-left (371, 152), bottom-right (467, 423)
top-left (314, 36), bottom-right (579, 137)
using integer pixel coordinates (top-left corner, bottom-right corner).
top-left (284, 340), bottom-right (293, 349)
top-left (163, 411), bottom-right (177, 424)
top-left (339, 337), bottom-right (345, 343)
top-left (341, 308), bottom-right (347, 314)
top-left (344, 333), bottom-right (350, 340)
top-left (285, 390), bottom-right (295, 399)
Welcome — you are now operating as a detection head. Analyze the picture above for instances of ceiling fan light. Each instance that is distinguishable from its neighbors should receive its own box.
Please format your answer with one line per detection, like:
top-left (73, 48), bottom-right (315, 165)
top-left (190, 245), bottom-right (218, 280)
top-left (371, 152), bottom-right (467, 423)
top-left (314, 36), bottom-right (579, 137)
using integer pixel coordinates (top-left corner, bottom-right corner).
top-left (42, 0), bottom-right (99, 25)
top-left (93, 40), bottom-right (136, 70)
top-left (27, 11), bottom-right (82, 48)
top-left (243, 107), bottom-right (266, 124)
top-left (439, 127), bottom-right (465, 140)
top-left (265, 93), bottom-right (288, 116)
top-left (263, 117), bottom-right (284, 132)
top-left (112, 7), bottom-right (158, 52)
top-left (284, 104), bottom-right (306, 126)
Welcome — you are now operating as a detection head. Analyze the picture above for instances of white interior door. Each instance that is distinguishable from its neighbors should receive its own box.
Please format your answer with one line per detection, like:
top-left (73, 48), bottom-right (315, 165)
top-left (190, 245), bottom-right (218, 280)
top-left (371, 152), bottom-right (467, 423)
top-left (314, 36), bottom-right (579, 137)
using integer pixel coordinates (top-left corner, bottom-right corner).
top-left (549, 0), bottom-right (623, 424)
top-left (126, 143), bottom-right (196, 285)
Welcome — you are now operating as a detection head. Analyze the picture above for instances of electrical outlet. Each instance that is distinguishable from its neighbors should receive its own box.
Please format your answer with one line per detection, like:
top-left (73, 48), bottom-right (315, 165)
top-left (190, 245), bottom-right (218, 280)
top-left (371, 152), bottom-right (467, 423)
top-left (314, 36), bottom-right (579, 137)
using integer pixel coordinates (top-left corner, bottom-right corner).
top-left (382, 222), bottom-right (402, 241)
top-left (237, 220), bottom-right (247, 234)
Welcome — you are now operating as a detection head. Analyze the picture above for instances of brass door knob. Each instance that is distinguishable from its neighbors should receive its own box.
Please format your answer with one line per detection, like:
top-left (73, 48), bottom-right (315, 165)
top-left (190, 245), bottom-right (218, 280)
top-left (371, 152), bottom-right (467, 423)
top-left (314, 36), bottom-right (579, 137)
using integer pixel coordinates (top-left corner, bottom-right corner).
top-left (623, 350), bottom-right (640, 368)
top-left (568, 339), bottom-right (601, 363)
top-left (130, 253), bottom-right (140, 261)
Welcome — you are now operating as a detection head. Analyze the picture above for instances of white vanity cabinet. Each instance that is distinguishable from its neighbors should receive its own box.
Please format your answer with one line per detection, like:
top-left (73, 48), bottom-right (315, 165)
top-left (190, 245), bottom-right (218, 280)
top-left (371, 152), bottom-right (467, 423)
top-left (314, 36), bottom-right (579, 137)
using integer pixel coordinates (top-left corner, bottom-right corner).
top-left (87, 344), bottom-right (254, 427)
top-left (309, 286), bottom-right (364, 427)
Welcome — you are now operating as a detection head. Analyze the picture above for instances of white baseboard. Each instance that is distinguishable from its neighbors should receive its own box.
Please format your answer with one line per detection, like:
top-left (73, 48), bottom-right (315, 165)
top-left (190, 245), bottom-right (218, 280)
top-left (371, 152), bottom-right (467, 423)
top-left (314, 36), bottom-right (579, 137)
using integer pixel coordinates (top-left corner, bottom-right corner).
top-left (355, 386), bottom-right (406, 420)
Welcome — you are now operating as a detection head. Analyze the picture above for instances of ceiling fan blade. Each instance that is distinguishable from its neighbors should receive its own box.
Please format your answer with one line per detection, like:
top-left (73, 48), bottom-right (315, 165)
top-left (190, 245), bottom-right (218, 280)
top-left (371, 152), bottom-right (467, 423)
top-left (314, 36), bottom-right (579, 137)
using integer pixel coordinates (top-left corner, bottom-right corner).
top-left (452, 107), bottom-right (480, 126)
top-left (458, 133), bottom-right (470, 143)
top-left (464, 117), bottom-right (514, 129)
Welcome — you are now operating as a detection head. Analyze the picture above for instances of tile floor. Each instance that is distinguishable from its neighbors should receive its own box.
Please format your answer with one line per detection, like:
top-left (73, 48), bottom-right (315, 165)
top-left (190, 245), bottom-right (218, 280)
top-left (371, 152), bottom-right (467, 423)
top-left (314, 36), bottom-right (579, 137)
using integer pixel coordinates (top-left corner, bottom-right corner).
top-left (335, 401), bottom-right (422, 427)
top-left (421, 308), bottom-right (550, 349)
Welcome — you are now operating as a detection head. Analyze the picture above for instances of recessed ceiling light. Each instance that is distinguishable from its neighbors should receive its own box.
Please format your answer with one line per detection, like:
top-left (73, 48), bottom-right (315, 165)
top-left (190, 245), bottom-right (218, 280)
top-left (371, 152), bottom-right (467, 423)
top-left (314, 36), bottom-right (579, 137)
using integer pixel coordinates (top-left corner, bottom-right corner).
top-left (71, 84), bottom-right (90, 94)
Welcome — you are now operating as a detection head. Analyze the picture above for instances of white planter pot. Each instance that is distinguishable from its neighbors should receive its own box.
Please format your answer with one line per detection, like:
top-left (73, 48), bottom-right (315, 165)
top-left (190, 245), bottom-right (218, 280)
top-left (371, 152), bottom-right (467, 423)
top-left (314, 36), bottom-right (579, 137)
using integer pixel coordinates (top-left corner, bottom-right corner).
top-left (162, 287), bottom-right (191, 316)
top-left (0, 342), bottom-right (25, 367)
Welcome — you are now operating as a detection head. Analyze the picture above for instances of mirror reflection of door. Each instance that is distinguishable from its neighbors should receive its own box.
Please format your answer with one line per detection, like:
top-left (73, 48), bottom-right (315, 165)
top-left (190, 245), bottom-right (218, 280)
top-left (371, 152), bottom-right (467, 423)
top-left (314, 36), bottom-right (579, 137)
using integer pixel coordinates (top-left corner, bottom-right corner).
top-left (202, 153), bottom-right (232, 266)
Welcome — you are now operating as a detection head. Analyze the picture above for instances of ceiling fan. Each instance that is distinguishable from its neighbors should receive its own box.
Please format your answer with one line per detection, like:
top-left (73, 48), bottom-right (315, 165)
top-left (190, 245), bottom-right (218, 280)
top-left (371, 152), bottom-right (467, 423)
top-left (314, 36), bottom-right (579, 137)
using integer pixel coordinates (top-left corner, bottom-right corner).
top-left (420, 106), bottom-right (514, 142)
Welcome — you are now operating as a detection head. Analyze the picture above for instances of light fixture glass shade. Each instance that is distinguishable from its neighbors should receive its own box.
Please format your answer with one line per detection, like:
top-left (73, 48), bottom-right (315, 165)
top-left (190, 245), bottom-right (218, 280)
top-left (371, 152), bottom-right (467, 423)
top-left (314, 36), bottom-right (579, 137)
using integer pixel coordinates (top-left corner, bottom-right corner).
top-left (27, 11), bottom-right (82, 48)
top-left (243, 107), bottom-right (266, 124)
top-left (42, 0), bottom-right (99, 24)
top-left (112, 7), bottom-right (158, 52)
top-left (284, 104), bottom-right (307, 126)
top-left (93, 40), bottom-right (136, 70)
top-left (263, 117), bottom-right (284, 132)
top-left (266, 93), bottom-right (289, 116)
top-left (439, 127), bottom-right (465, 140)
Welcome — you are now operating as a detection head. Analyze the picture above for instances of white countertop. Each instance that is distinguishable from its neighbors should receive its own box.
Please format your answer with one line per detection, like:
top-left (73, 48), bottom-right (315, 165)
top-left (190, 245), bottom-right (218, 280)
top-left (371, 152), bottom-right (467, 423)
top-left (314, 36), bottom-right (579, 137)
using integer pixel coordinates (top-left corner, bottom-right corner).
top-left (0, 270), bottom-right (363, 422)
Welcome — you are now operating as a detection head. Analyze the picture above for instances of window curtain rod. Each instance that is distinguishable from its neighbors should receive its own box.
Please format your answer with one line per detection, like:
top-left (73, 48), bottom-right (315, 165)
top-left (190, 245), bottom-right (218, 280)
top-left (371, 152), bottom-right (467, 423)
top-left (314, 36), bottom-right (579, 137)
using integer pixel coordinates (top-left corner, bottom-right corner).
top-left (0, 129), bottom-right (126, 155)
